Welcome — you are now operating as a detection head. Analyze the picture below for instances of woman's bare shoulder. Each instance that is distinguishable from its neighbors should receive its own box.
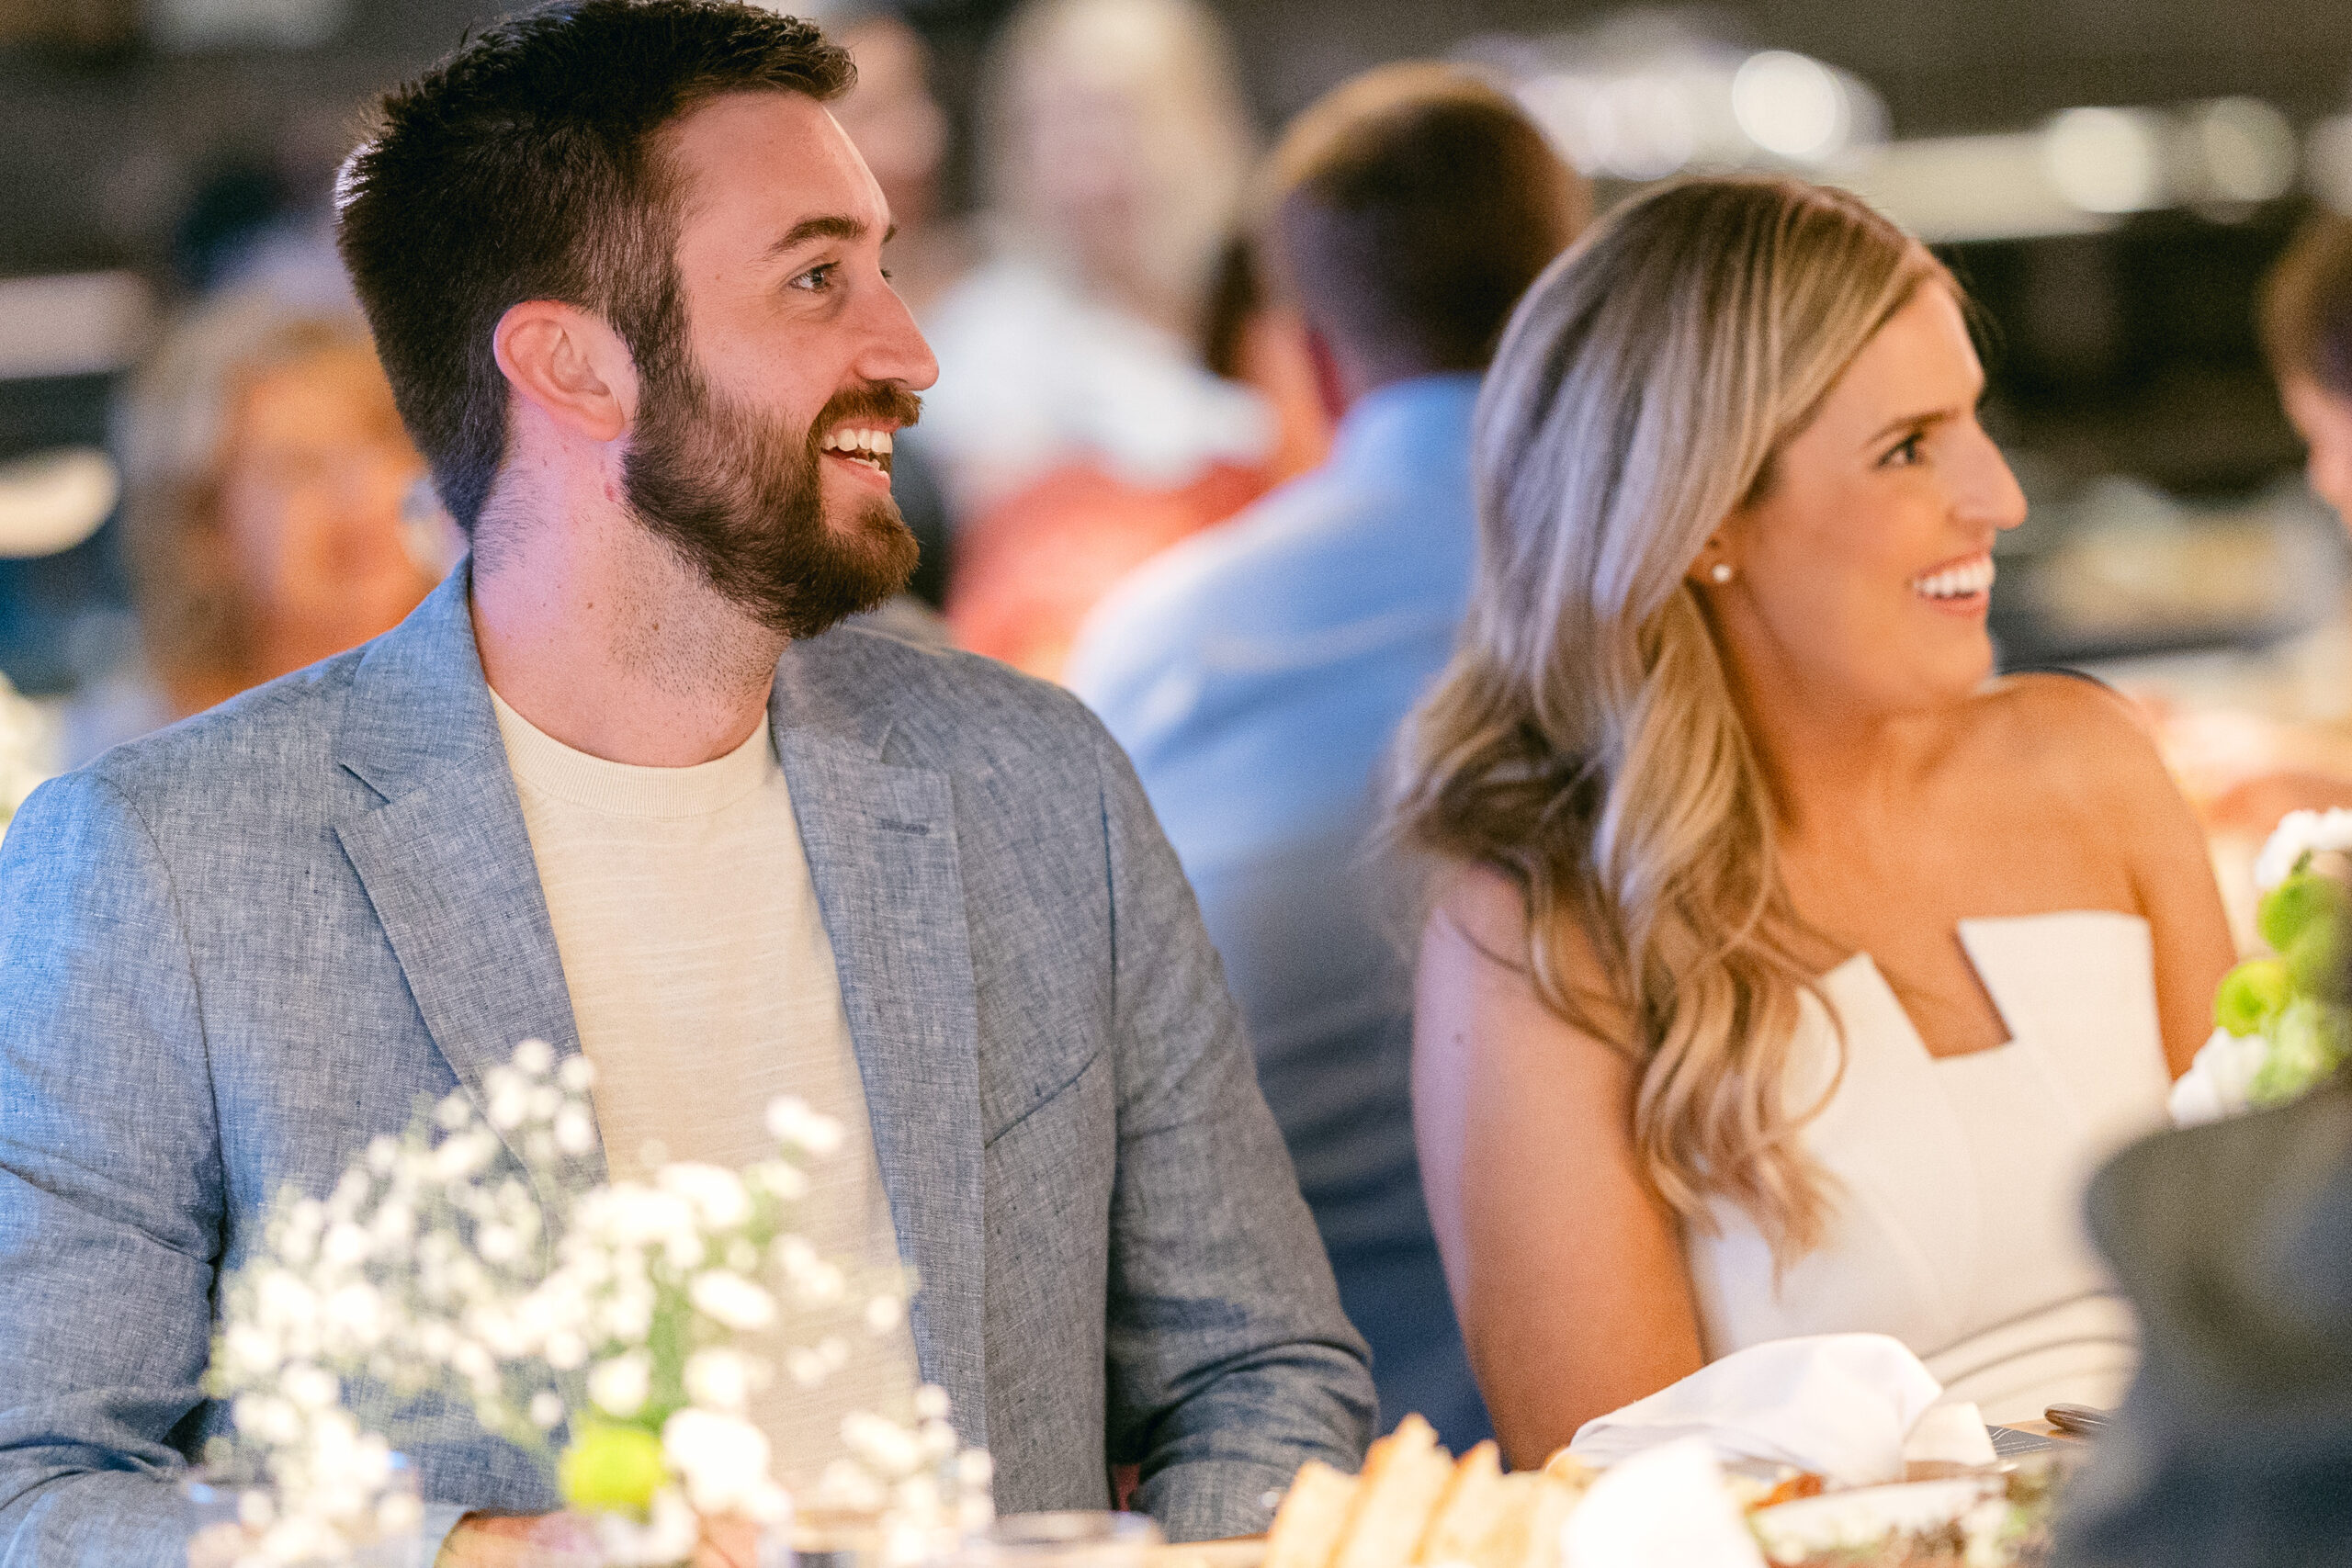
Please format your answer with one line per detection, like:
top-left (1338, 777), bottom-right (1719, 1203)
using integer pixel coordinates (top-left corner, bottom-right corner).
top-left (1423, 859), bottom-right (1627, 1036)
top-left (1428, 861), bottom-right (1535, 960)
top-left (1966, 671), bottom-right (2175, 810)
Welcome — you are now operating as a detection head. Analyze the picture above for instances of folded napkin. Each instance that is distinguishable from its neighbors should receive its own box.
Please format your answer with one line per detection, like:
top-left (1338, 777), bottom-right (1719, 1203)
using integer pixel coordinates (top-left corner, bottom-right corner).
top-left (1566, 1334), bottom-right (1987, 1488)
top-left (1563, 1438), bottom-right (1768, 1568)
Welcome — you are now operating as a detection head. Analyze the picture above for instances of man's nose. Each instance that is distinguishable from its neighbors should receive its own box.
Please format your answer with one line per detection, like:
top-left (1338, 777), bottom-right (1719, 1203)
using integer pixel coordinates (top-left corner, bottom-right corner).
top-left (861, 282), bottom-right (938, 393)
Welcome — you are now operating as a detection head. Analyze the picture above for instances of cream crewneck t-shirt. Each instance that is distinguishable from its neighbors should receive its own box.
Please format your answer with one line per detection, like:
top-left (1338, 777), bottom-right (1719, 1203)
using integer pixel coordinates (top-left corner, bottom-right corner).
top-left (490, 688), bottom-right (919, 1479)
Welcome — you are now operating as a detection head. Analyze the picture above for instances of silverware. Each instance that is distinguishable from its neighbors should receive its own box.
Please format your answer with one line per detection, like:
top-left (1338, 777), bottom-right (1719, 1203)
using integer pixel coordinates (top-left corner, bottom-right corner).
top-left (2044, 1403), bottom-right (2111, 1437)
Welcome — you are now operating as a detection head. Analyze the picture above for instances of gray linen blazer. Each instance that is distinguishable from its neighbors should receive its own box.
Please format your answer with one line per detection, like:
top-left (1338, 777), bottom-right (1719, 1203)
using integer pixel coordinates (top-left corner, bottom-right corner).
top-left (0, 569), bottom-right (1373, 1564)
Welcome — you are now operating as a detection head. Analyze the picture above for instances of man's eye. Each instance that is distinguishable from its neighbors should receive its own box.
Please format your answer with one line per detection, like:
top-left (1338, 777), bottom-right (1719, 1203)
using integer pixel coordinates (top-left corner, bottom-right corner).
top-left (791, 264), bottom-right (836, 293)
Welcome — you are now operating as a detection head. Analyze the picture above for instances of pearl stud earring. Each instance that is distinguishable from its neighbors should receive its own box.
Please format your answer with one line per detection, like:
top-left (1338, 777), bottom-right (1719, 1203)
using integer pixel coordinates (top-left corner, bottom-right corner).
top-left (1709, 562), bottom-right (1734, 584)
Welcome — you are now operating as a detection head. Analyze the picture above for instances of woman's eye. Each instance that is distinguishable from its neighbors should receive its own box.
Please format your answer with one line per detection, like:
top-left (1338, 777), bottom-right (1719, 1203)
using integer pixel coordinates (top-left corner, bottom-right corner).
top-left (1883, 433), bottom-right (1926, 468)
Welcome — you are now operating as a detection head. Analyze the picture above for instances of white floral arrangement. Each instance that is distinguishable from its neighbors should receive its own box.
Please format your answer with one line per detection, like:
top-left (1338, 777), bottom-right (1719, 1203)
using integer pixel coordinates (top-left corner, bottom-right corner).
top-left (2172, 808), bottom-right (2352, 1125)
top-left (0, 670), bottom-right (54, 827)
top-left (200, 1040), bottom-right (989, 1567)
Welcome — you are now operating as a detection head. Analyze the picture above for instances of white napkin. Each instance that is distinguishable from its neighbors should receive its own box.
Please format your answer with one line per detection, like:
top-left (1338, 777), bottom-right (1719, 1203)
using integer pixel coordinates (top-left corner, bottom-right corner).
top-left (1561, 1438), bottom-right (1769, 1568)
top-left (2168, 1026), bottom-right (2266, 1126)
top-left (1566, 1334), bottom-right (1953, 1489)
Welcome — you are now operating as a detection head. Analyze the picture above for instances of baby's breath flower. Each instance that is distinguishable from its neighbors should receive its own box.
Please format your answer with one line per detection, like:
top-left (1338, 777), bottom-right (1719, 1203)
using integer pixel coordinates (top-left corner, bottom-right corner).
top-left (687, 1270), bottom-right (775, 1332)
top-left (588, 1352), bottom-right (651, 1419)
top-left (662, 1408), bottom-right (771, 1517)
top-left (553, 1106), bottom-right (596, 1157)
top-left (683, 1346), bottom-right (757, 1413)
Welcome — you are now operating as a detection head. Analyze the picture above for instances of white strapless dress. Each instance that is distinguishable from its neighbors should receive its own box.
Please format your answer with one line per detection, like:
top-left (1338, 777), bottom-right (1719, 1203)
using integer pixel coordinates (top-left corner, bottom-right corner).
top-left (1683, 910), bottom-right (2174, 1426)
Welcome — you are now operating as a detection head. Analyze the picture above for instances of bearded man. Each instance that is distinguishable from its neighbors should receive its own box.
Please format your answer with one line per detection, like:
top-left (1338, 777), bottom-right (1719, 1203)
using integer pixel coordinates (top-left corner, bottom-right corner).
top-left (0, 5), bottom-right (1373, 1564)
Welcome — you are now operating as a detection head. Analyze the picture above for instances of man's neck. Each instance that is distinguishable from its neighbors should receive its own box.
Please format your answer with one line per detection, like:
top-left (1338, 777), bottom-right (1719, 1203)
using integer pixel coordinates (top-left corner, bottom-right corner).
top-left (468, 486), bottom-right (785, 768)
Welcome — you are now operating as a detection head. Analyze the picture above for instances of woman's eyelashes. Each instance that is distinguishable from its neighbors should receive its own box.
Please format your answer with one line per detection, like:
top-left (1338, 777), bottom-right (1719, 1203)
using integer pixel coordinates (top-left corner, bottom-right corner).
top-left (1880, 431), bottom-right (1927, 468)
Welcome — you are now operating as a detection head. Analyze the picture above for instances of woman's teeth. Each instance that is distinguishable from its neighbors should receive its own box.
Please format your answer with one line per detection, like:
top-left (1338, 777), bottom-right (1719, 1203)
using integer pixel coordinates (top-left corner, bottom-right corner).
top-left (1911, 556), bottom-right (1996, 601)
top-left (820, 426), bottom-right (894, 474)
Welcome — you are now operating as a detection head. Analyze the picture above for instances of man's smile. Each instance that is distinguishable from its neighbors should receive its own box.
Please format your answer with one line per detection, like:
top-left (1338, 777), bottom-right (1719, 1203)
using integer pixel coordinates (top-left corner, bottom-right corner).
top-left (819, 424), bottom-right (894, 479)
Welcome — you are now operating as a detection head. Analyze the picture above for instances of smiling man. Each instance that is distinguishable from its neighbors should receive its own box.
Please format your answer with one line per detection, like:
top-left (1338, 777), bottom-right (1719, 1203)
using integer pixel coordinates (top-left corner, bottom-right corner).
top-left (0, 5), bottom-right (1372, 1563)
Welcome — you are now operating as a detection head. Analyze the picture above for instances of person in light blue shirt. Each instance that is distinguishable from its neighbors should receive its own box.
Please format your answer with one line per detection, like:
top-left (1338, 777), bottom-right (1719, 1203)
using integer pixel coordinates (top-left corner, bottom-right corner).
top-left (1067, 63), bottom-right (1586, 1450)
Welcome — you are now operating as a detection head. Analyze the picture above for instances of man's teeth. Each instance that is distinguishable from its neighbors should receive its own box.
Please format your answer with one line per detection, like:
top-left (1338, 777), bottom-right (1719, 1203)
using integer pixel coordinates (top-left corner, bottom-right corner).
top-left (820, 427), bottom-right (894, 466)
top-left (1911, 557), bottom-right (1996, 600)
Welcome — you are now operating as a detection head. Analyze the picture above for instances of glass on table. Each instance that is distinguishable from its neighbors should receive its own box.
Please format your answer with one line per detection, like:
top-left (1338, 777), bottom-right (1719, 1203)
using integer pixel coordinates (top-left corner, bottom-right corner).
top-left (963, 1512), bottom-right (1164, 1568)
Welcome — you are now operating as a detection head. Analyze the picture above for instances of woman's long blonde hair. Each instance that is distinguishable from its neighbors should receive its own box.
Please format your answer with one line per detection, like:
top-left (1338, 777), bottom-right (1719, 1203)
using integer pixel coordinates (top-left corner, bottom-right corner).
top-left (1389, 175), bottom-right (1944, 1260)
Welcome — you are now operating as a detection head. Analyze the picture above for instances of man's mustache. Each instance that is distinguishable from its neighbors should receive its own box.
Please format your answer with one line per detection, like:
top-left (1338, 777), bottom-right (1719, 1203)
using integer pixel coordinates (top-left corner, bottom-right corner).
top-left (813, 382), bottom-right (923, 441)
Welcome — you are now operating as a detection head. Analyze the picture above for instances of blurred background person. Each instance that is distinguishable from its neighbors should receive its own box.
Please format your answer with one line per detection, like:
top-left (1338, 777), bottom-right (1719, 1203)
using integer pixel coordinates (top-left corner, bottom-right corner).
top-left (1393, 176), bottom-right (2235, 1463)
top-left (1068, 63), bottom-right (1587, 1450)
top-left (921, 0), bottom-right (1282, 676)
top-left (67, 286), bottom-right (439, 764)
top-left (2041, 1081), bottom-right (2352, 1568)
top-left (945, 227), bottom-right (1328, 678)
top-left (2051, 1076), bottom-right (2352, 1568)
top-left (2207, 215), bottom-right (2352, 830)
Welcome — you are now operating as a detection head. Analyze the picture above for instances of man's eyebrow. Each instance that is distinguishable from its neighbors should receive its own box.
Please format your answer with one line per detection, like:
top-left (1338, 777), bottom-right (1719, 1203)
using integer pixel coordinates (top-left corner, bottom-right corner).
top-left (765, 214), bottom-right (868, 256)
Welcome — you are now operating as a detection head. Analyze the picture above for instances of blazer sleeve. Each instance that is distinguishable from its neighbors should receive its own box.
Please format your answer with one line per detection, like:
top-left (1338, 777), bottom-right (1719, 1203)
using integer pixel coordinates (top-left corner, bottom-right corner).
top-left (0, 772), bottom-right (225, 1566)
top-left (1090, 721), bottom-right (1375, 1540)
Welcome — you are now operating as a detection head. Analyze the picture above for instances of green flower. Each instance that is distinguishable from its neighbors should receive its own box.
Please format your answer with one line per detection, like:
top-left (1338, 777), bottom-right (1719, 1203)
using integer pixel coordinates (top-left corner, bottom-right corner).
top-left (2249, 996), bottom-right (2352, 1105)
top-left (559, 1422), bottom-right (668, 1517)
top-left (2214, 957), bottom-right (2294, 1035)
top-left (2287, 917), bottom-right (2352, 1005)
top-left (2256, 871), bottom-right (2351, 962)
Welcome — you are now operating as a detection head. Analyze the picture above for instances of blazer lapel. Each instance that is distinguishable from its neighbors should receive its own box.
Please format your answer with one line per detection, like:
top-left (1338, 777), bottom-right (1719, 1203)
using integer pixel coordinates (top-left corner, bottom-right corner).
top-left (775, 721), bottom-right (988, 1452)
top-left (331, 569), bottom-right (599, 1189)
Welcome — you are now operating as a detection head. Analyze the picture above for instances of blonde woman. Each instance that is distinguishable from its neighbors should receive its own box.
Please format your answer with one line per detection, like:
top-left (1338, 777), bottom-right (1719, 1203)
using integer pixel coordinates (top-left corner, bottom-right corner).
top-left (69, 287), bottom-right (440, 763)
top-left (1390, 176), bottom-right (2234, 1463)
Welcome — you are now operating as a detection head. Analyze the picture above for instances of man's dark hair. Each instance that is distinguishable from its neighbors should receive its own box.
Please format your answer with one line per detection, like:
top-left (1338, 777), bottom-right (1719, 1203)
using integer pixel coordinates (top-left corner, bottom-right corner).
top-left (1264, 63), bottom-right (1587, 386)
top-left (336, 0), bottom-right (854, 533)
top-left (2262, 212), bottom-right (2352, 400)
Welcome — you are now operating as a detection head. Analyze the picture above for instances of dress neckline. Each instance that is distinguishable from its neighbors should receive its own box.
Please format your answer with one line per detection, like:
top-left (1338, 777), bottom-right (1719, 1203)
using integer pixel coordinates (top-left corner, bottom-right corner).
top-left (1820, 909), bottom-right (2151, 1065)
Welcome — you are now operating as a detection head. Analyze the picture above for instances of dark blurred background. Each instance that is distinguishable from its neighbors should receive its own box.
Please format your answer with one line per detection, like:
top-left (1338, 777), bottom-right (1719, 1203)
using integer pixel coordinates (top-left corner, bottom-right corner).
top-left (6, 0), bottom-right (2352, 696)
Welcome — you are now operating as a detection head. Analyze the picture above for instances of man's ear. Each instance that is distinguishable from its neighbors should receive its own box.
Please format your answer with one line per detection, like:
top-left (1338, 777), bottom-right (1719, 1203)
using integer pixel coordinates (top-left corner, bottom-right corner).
top-left (492, 300), bottom-right (639, 445)
top-left (1302, 324), bottom-right (1351, 425)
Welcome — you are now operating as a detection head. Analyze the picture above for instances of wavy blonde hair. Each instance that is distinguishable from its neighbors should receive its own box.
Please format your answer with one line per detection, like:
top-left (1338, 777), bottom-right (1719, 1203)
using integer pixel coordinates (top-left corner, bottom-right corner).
top-left (1389, 175), bottom-right (1946, 1260)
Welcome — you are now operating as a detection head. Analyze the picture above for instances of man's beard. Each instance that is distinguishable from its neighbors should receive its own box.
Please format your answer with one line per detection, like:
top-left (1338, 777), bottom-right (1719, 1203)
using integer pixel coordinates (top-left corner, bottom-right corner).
top-left (621, 354), bottom-right (922, 642)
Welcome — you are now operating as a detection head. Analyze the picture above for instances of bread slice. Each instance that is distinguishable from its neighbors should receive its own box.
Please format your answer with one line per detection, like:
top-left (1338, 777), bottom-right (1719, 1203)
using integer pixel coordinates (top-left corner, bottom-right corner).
top-left (1440, 1469), bottom-right (1591, 1568)
top-left (1416, 1440), bottom-right (1506, 1564)
top-left (1266, 1461), bottom-right (1359, 1568)
top-left (1332, 1416), bottom-right (1453, 1568)
top-left (1516, 1474), bottom-right (1584, 1568)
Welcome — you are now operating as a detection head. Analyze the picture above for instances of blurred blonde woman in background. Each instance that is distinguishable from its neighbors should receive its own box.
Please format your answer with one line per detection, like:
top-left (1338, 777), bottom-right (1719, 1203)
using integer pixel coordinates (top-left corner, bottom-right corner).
top-left (1389, 176), bottom-right (2235, 1464)
top-left (70, 288), bottom-right (441, 763)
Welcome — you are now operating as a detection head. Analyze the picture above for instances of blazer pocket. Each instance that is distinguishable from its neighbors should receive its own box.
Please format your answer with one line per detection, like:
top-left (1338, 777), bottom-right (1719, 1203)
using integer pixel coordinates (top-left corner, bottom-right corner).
top-left (982, 1043), bottom-right (1107, 1149)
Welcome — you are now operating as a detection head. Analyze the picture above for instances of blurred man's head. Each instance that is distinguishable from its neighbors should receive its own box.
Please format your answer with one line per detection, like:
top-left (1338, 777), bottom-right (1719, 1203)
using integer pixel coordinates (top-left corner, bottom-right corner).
top-left (1264, 64), bottom-right (1588, 411)
top-left (2262, 213), bottom-right (2352, 522)
top-left (337, 0), bottom-right (934, 640)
